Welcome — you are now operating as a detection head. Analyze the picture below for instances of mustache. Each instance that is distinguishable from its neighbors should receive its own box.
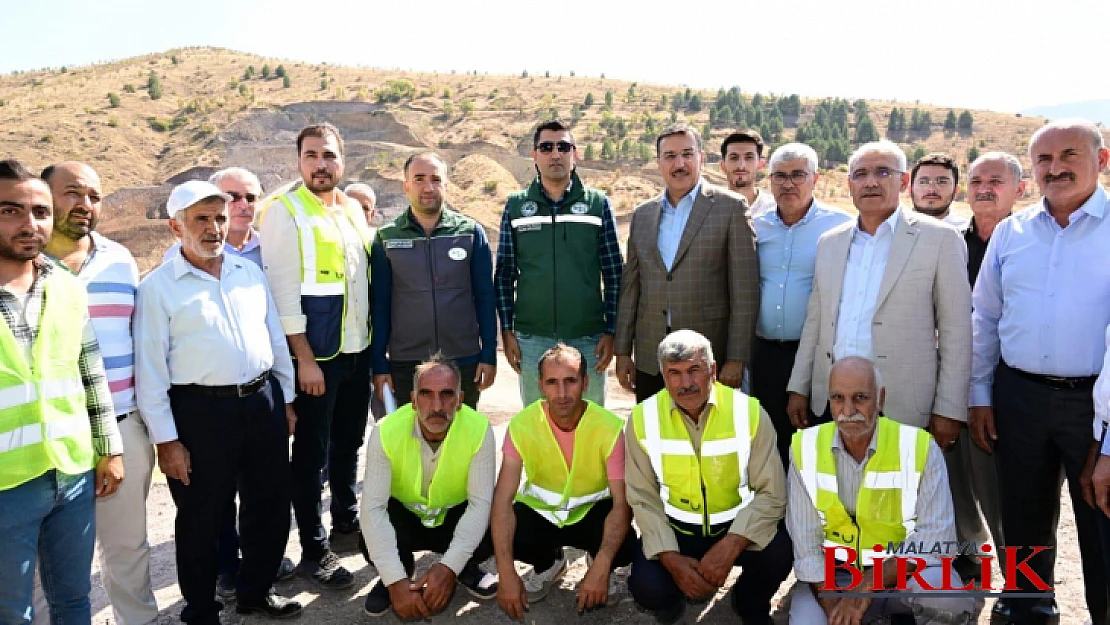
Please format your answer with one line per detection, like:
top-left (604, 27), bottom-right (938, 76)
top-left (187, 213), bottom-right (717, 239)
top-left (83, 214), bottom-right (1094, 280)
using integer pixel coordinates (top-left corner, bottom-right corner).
top-left (860, 189), bottom-right (883, 197)
top-left (836, 412), bottom-right (867, 424)
top-left (974, 192), bottom-right (997, 201)
top-left (312, 169), bottom-right (332, 178)
top-left (671, 168), bottom-right (690, 177)
top-left (676, 384), bottom-right (701, 396)
top-left (1044, 172), bottom-right (1075, 184)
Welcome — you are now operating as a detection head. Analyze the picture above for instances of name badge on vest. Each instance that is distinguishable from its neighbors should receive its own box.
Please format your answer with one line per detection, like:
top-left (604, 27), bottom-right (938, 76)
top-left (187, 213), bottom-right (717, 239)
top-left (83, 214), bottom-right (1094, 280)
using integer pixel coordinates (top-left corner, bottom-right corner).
top-left (385, 239), bottom-right (414, 249)
top-left (447, 247), bottom-right (467, 261)
top-left (516, 223), bottom-right (542, 232)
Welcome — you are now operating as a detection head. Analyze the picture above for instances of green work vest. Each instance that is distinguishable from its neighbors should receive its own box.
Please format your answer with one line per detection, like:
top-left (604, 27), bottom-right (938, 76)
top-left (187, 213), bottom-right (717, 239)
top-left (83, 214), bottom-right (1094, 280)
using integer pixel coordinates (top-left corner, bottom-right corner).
top-left (510, 399), bottom-right (623, 527)
top-left (0, 270), bottom-right (95, 490)
top-left (267, 184), bottom-right (370, 360)
top-left (379, 403), bottom-right (489, 527)
top-left (791, 417), bottom-right (932, 569)
top-left (632, 382), bottom-right (761, 535)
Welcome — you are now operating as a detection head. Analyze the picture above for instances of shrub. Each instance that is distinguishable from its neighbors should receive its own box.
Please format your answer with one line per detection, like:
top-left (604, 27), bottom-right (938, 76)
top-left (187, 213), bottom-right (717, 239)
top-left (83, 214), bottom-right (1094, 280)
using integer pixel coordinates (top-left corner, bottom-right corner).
top-left (460, 100), bottom-right (475, 116)
top-left (282, 76), bottom-right (291, 88)
top-left (584, 92), bottom-right (594, 108)
top-left (243, 65), bottom-right (255, 80)
top-left (375, 79), bottom-right (416, 103)
top-left (171, 55), bottom-right (179, 65)
top-left (483, 180), bottom-right (499, 194)
top-left (261, 64), bottom-right (271, 79)
top-left (107, 92), bottom-right (121, 108)
top-left (584, 144), bottom-right (595, 160)
top-left (107, 116), bottom-right (119, 127)
top-left (148, 117), bottom-right (172, 132)
top-left (274, 64), bottom-right (286, 78)
top-left (147, 72), bottom-right (162, 100)
top-left (320, 79), bottom-right (328, 91)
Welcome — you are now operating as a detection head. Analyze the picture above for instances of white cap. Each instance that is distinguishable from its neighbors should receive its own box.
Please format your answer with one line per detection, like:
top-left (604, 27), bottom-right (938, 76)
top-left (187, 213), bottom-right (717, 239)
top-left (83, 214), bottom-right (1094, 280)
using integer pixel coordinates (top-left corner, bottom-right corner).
top-left (166, 180), bottom-right (231, 219)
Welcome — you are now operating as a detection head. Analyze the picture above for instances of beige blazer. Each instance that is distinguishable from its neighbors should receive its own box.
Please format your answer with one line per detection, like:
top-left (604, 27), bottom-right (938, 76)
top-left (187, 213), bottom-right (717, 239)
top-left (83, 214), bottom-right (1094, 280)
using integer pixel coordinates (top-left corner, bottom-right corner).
top-left (786, 209), bottom-right (972, 427)
top-left (615, 182), bottom-right (759, 376)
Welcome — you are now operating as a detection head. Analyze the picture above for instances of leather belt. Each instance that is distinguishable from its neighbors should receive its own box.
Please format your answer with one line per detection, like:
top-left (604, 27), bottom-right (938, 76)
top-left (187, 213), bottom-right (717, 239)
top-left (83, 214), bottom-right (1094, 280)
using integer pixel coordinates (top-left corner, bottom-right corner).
top-left (1003, 361), bottom-right (1097, 391)
top-left (756, 336), bottom-right (801, 348)
top-left (177, 371), bottom-right (270, 398)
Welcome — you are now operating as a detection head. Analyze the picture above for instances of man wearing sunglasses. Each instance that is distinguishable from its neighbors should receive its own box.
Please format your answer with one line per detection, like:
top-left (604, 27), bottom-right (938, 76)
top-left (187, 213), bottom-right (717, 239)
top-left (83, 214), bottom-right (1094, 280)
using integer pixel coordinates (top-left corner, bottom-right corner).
top-left (495, 119), bottom-right (623, 408)
top-left (163, 167), bottom-right (264, 267)
top-left (787, 140), bottom-right (971, 444)
top-left (909, 153), bottom-right (970, 231)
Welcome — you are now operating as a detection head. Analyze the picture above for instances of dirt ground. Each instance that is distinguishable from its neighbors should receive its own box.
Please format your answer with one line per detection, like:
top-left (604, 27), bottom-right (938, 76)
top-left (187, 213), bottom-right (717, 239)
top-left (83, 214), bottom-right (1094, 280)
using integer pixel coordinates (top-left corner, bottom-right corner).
top-left (88, 351), bottom-right (1093, 624)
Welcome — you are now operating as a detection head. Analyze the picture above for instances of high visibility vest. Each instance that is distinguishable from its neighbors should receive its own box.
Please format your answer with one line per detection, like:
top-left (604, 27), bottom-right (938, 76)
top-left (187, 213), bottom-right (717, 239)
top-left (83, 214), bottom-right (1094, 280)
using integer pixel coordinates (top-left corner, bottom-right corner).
top-left (0, 271), bottom-right (95, 490)
top-left (379, 403), bottom-right (489, 528)
top-left (267, 185), bottom-right (369, 360)
top-left (632, 382), bottom-right (761, 535)
top-left (791, 417), bottom-right (932, 569)
top-left (510, 400), bottom-right (623, 527)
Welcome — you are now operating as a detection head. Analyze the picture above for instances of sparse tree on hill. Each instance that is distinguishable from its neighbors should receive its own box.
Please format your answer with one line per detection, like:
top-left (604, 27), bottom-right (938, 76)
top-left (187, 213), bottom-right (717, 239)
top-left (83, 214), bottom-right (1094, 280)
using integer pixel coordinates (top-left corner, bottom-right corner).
top-left (123, 83), bottom-right (136, 93)
top-left (461, 99), bottom-right (475, 116)
top-left (584, 144), bottom-right (595, 160)
top-left (584, 92), bottom-right (594, 108)
top-left (912, 145), bottom-right (927, 162)
top-left (702, 123), bottom-right (713, 142)
top-left (147, 72), bottom-right (162, 100)
top-left (621, 138), bottom-right (633, 157)
top-left (604, 90), bottom-right (614, 108)
top-left (261, 64), bottom-right (271, 79)
top-left (854, 115), bottom-right (879, 144)
top-left (967, 146), bottom-right (980, 163)
top-left (521, 69), bottom-right (529, 78)
top-left (944, 109), bottom-right (958, 131)
top-left (601, 139), bottom-right (615, 160)
top-left (275, 64), bottom-right (287, 78)
top-left (244, 66), bottom-right (255, 80)
top-left (958, 110), bottom-right (973, 130)
top-left (107, 92), bottom-right (121, 108)
top-left (688, 93), bottom-right (703, 112)
top-left (283, 75), bottom-right (292, 88)
top-left (570, 103), bottom-right (582, 124)
top-left (171, 55), bottom-right (179, 65)
top-left (320, 78), bottom-right (328, 91)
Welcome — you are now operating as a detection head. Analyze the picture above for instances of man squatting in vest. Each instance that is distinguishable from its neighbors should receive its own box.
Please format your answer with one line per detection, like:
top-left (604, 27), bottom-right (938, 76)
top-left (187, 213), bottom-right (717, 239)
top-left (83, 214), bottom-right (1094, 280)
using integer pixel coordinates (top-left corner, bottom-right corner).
top-left (625, 330), bottom-right (793, 625)
top-left (370, 151), bottom-right (497, 410)
top-left (257, 123), bottom-right (374, 585)
top-left (359, 355), bottom-right (499, 619)
top-left (786, 356), bottom-right (975, 624)
top-left (0, 160), bottom-right (124, 625)
top-left (491, 343), bottom-right (639, 619)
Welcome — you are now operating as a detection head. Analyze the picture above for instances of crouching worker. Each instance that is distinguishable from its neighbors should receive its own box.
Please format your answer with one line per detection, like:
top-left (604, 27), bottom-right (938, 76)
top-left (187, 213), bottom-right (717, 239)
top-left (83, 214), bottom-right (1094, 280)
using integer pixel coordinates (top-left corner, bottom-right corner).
top-left (626, 330), bottom-right (793, 625)
top-left (492, 344), bottom-right (638, 619)
top-left (786, 356), bottom-right (975, 624)
top-left (359, 355), bottom-right (498, 618)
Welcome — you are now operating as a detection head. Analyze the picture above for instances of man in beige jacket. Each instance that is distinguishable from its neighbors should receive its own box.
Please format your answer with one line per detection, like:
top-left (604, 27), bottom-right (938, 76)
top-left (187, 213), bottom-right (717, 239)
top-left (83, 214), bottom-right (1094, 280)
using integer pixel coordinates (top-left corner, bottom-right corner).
top-left (786, 140), bottom-right (971, 448)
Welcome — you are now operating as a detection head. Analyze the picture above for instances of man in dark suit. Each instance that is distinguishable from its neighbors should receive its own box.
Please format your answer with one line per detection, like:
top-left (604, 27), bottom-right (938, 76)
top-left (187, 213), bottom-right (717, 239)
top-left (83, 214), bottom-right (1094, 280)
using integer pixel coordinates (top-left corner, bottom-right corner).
top-left (615, 123), bottom-right (760, 402)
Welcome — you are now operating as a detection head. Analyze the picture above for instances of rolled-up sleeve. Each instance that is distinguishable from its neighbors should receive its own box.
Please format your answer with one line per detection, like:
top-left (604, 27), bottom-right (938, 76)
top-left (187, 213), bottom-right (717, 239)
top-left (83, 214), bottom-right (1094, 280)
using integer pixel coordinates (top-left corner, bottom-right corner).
top-left (258, 200), bottom-right (306, 336)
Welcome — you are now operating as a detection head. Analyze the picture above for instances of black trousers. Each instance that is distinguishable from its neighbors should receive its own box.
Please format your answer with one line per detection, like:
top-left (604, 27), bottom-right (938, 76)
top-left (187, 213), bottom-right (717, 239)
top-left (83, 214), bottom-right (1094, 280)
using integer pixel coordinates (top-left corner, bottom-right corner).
top-left (635, 369), bottom-right (666, 404)
top-left (627, 522), bottom-right (793, 620)
top-left (390, 360), bottom-right (481, 410)
top-left (750, 337), bottom-right (815, 466)
top-left (291, 349), bottom-right (372, 559)
top-left (510, 500), bottom-right (639, 572)
top-left (361, 498), bottom-right (493, 577)
top-left (993, 363), bottom-right (1110, 625)
top-left (167, 377), bottom-right (291, 625)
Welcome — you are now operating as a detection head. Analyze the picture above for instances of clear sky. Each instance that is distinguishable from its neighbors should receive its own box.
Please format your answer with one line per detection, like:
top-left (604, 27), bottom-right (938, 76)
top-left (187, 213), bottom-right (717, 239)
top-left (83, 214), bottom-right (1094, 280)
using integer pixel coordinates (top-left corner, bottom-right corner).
top-left (2, 0), bottom-right (1105, 113)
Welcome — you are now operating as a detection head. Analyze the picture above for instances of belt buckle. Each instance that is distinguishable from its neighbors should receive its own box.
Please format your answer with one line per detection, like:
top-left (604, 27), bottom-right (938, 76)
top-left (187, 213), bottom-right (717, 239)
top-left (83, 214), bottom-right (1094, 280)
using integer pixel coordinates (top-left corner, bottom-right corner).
top-left (237, 383), bottom-right (252, 398)
top-left (1044, 375), bottom-right (1074, 389)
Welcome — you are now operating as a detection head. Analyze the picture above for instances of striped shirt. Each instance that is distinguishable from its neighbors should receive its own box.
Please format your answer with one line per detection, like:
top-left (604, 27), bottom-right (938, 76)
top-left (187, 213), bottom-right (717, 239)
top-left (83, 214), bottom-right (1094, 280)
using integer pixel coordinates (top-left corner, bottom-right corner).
top-left (0, 256), bottom-right (122, 458)
top-left (56, 233), bottom-right (139, 416)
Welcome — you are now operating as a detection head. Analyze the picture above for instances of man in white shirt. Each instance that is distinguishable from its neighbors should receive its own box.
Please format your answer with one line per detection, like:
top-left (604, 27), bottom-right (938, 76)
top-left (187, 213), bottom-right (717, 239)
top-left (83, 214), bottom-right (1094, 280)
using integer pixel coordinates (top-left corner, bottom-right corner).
top-left (719, 129), bottom-right (776, 216)
top-left (135, 181), bottom-right (301, 623)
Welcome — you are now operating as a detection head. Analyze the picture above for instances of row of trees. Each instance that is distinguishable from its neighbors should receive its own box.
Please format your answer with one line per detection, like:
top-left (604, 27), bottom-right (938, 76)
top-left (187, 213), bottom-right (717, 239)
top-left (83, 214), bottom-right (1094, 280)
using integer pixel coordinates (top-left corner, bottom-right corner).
top-left (888, 107), bottom-right (973, 132)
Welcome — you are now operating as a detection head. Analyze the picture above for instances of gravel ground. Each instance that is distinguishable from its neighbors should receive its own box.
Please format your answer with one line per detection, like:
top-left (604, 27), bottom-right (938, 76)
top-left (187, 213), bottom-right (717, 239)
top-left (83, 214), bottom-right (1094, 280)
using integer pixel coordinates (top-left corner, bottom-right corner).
top-left (88, 352), bottom-right (1091, 624)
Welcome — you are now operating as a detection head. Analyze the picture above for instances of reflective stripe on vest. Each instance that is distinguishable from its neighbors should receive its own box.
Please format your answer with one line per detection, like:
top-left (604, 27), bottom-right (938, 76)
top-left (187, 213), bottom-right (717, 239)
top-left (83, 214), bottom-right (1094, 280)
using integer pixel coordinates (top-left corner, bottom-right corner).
top-left (280, 191), bottom-right (347, 298)
top-left (0, 271), bottom-right (94, 489)
top-left (380, 404), bottom-right (489, 528)
top-left (793, 417), bottom-right (931, 568)
top-left (510, 400), bottom-right (623, 527)
top-left (635, 383), bottom-right (760, 530)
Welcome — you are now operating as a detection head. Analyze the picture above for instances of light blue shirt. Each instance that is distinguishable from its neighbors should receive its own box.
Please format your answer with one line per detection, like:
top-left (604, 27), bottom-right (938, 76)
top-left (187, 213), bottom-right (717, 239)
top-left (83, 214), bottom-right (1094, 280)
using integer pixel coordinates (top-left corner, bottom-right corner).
top-left (754, 200), bottom-right (852, 340)
top-left (163, 229), bottom-right (263, 268)
top-left (971, 186), bottom-right (1110, 406)
top-left (1094, 324), bottom-right (1110, 452)
top-left (833, 207), bottom-right (902, 360)
top-left (657, 180), bottom-right (702, 271)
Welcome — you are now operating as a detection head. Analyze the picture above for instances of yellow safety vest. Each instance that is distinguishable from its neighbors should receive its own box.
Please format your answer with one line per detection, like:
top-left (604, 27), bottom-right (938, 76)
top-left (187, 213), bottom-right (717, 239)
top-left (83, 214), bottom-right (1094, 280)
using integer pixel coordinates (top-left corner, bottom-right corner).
top-left (265, 184), bottom-right (370, 361)
top-left (510, 399), bottom-right (623, 527)
top-left (791, 417), bottom-right (932, 569)
top-left (379, 403), bottom-right (489, 528)
top-left (0, 271), bottom-right (95, 490)
top-left (632, 382), bottom-right (761, 535)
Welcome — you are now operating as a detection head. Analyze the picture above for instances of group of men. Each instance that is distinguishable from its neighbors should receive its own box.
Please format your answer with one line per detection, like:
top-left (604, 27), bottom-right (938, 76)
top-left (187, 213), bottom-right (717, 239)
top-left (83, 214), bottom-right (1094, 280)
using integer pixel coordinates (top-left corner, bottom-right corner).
top-left (1, 112), bottom-right (1108, 625)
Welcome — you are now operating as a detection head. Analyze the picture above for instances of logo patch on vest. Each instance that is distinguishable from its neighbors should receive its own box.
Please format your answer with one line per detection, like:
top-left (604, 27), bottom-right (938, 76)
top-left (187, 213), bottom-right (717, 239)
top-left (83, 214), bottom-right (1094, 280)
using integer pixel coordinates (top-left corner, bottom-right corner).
top-left (447, 247), bottom-right (467, 261)
top-left (570, 202), bottom-right (589, 215)
top-left (385, 239), bottom-right (414, 249)
top-left (521, 201), bottom-right (539, 217)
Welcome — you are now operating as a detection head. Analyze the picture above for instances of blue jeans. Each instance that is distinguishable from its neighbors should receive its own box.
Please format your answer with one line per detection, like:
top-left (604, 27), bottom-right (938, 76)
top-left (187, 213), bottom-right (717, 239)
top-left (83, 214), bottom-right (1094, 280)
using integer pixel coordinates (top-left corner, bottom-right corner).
top-left (516, 332), bottom-right (607, 407)
top-left (0, 469), bottom-right (96, 625)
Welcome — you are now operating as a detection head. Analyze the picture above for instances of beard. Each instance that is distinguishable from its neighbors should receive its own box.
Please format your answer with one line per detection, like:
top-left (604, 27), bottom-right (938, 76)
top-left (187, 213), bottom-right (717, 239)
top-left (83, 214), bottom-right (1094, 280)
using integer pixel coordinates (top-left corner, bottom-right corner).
top-left (0, 233), bottom-right (45, 261)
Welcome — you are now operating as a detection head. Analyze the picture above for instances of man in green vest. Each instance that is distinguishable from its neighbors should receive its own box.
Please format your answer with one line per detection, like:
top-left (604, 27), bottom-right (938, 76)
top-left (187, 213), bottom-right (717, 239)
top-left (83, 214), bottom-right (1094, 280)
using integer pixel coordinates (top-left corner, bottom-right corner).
top-left (491, 344), bottom-right (638, 619)
top-left (359, 355), bottom-right (498, 619)
top-left (786, 356), bottom-right (974, 624)
top-left (494, 119), bottom-right (623, 407)
top-left (625, 329), bottom-right (791, 624)
top-left (258, 123), bottom-right (374, 583)
top-left (0, 160), bottom-right (123, 624)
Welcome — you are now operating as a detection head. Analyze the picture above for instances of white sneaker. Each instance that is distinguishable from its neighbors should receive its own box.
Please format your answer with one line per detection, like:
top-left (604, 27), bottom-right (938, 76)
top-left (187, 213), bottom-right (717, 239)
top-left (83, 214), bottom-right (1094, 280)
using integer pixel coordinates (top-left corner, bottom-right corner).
top-left (522, 555), bottom-right (568, 603)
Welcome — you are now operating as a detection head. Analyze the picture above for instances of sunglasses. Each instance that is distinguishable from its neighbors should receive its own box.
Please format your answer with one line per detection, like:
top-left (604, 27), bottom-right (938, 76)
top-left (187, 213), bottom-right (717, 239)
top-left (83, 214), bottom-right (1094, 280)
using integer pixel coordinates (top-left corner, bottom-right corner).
top-left (535, 141), bottom-right (575, 154)
top-left (227, 191), bottom-right (258, 203)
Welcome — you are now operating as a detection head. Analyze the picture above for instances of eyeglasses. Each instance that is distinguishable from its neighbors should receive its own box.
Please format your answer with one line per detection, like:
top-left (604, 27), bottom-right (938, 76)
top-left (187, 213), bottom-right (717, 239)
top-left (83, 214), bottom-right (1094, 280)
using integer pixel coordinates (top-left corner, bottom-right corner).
top-left (535, 141), bottom-right (575, 154)
top-left (226, 191), bottom-right (258, 203)
top-left (849, 167), bottom-right (903, 182)
top-left (914, 176), bottom-right (954, 188)
top-left (769, 170), bottom-right (811, 185)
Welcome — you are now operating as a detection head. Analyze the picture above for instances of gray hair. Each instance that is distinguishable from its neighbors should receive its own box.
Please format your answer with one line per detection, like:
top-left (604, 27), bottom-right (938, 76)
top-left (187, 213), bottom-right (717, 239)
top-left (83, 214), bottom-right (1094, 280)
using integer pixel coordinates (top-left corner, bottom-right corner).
top-left (969, 151), bottom-right (1023, 181)
top-left (848, 140), bottom-right (907, 174)
top-left (208, 167), bottom-right (261, 192)
top-left (769, 142), bottom-right (819, 173)
top-left (1030, 117), bottom-right (1106, 154)
top-left (830, 356), bottom-right (884, 394)
top-left (344, 183), bottom-right (376, 203)
top-left (657, 329), bottom-right (715, 371)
